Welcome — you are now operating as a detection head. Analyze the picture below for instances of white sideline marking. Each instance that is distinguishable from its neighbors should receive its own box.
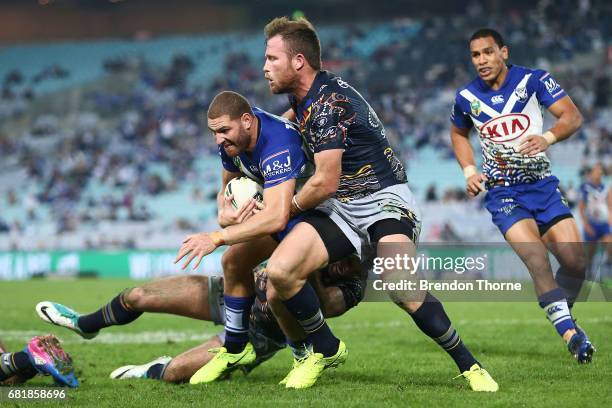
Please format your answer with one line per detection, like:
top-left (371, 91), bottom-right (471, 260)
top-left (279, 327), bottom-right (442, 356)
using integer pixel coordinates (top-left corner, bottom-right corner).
top-left (1, 316), bottom-right (610, 345)
top-left (0, 330), bottom-right (219, 345)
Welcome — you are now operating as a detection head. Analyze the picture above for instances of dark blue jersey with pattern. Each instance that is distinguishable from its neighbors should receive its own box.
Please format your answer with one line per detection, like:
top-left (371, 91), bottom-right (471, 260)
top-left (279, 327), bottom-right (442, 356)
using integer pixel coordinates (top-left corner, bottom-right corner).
top-left (218, 107), bottom-right (312, 189)
top-left (289, 71), bottom-right (406, 202)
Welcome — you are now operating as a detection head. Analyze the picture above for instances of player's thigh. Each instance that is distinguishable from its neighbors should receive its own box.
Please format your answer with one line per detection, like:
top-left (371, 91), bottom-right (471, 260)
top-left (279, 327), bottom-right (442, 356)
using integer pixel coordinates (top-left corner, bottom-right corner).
top-left (504, 218), bottom-right (553, 272)
top-left (222, 235), bottom-right (277, 274)
top-left (542, 217), bottom-right (586, 272)
top-left (267, 222), bottom-right (330, 283)
top-left (126, 275), bottom-right (213, 319)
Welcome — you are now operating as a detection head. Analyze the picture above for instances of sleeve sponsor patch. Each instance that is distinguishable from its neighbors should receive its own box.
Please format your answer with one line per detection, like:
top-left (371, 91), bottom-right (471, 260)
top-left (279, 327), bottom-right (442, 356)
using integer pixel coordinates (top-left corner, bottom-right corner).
top-left (540, 73), bottom-right (562, 96)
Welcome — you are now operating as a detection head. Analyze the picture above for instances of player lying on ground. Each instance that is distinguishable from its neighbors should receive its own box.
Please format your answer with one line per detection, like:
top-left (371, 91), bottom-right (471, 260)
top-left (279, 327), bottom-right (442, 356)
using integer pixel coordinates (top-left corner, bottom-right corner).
top-left (450, 28), bottom-right (595, 363)
top-left (36, 258), bottom-right (365, 383)
top-left (0, 335), bottom-right (78, 387)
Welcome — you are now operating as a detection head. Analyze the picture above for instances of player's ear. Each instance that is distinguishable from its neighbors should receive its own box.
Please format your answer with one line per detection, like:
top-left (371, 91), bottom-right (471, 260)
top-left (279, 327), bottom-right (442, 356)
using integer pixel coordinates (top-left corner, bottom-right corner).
top-left (293, 53), bottom-right (305, 71)
top-left (241, 112), bottom-right (253, 130)
top-left (500, 45), bottom-right (509, 61)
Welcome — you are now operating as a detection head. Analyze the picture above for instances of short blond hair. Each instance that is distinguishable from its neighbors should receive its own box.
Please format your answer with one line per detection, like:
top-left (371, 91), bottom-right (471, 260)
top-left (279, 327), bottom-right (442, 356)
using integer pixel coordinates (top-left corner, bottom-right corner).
top-left (207, 91), bottom-right (252, 120)
top-left (264, 16), bottom-right (321, 70)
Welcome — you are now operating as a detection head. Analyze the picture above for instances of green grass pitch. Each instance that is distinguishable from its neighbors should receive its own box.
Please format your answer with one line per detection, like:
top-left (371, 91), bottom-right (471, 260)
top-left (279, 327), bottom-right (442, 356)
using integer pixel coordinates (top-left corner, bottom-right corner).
top-left (1, 279), bottom-right (610, 407)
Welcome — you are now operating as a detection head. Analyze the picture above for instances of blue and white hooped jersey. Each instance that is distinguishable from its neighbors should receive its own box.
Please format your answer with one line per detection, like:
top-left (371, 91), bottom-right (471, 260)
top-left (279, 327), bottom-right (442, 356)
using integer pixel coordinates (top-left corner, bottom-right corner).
top-left (580, 181), bottom-right (609, 223)
top-left (218, 107), bottom-right (314, 190)
top-left (451, 65), bottom-right (567, 186)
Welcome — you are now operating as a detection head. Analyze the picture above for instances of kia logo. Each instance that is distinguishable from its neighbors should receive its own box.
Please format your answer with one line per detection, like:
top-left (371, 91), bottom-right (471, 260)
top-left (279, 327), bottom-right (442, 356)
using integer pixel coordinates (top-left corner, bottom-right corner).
top-left (479, 113), bottom-right (531, 142)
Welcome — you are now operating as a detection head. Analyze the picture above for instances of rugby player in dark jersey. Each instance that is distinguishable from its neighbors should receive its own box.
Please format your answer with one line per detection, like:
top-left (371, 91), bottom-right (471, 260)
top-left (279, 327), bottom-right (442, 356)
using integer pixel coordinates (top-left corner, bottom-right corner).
top-left (261, 16), bottom-right (497, 390)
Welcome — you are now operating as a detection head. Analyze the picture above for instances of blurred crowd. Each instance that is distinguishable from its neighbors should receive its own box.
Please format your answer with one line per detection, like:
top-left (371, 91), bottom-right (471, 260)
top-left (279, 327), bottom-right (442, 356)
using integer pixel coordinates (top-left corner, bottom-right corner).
top-left (0, 0), bottom-right (610, 247)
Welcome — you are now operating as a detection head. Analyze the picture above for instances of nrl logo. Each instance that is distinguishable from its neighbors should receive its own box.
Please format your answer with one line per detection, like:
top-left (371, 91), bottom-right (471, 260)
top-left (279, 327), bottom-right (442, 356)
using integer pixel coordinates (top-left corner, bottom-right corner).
top-left (514, 86), bottom-right (528, 103)
top-left (470, 100), bottom-right (482, 116)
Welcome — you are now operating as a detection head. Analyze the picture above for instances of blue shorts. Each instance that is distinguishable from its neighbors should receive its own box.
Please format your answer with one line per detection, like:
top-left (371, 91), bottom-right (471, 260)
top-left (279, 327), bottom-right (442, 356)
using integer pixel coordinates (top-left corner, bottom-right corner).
top-left (484, 176), bottom-right (573, 236)
top-left (584, 220), bottom-right (610, 242)
top-left (272, 214), bottom-right (305, 242)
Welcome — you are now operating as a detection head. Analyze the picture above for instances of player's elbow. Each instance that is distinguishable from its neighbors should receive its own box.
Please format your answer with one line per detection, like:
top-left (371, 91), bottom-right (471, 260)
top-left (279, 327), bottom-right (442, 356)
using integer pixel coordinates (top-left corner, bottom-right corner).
top-left (313, 176), bottom-right (339, 199)
top-left (260, 205), bottom-right (290, 234)
top-left (573, 109), bottom-right (583, 131)
top-left (269, 211), bottom-right (290, 234)
top-left (565, 107), bottom-right (583, 134)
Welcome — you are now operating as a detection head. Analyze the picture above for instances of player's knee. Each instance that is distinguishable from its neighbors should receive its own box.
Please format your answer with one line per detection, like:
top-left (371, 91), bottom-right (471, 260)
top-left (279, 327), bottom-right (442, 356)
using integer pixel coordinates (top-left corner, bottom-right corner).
top-left (523, 252), bottom-right (551, 273)
top-left (122, 287), bottom-right (145, 310)
top-left (221, 250), bottom-right (238, 274)
top-left (266, 260), bottom-right (293, 290)
top-left (562, 256), bottom-right (587, 276)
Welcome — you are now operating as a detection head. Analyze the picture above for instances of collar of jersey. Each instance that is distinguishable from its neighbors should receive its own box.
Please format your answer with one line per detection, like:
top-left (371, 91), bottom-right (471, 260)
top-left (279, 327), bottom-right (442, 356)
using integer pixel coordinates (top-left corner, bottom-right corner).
top-left (297, 70), bottom-right (329, 112)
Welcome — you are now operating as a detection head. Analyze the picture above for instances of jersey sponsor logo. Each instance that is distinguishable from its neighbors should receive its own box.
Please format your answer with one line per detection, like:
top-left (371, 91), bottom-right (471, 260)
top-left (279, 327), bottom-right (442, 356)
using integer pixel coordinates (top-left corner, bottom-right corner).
top-left (514, 86), bottom-right (528, 103)
top-left (479, 113), bottom-right (530, 143)
top-left (262, 150), bottom-right (292, 179)
top-left (491, 95), bottom-right (504, 105)
top-left (470, 100), bottom-right (482, 116)
top-left (543, 77), bottom-right (560, 95)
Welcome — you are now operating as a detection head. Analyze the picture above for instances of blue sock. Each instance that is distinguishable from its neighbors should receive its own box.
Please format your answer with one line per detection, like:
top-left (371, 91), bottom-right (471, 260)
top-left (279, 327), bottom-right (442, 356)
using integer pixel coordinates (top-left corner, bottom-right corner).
top-left (223, 294), bottom-right (255, 353)
top-left (538, 288), bottom-right (576, 337)
top-left (282, 283), bottom-right (339, 357)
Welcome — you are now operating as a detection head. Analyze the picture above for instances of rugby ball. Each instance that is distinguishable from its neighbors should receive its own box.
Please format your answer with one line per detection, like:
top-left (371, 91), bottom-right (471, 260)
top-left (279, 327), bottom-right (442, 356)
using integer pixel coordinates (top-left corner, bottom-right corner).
top-left (224, 177), bottom-right (263, 210)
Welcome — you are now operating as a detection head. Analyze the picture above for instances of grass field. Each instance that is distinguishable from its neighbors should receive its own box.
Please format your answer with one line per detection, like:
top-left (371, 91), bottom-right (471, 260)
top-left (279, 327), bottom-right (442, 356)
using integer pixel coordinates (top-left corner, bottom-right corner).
top-left (1, 279), bottom-right (610, 407)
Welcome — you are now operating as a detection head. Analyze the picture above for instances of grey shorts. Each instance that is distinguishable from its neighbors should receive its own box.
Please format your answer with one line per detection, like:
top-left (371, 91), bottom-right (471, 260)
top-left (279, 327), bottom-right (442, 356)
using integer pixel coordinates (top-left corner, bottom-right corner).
top-left (312, 183), bottom-right (422, 259)
top-left (207, 275), bottom-right (225, 325)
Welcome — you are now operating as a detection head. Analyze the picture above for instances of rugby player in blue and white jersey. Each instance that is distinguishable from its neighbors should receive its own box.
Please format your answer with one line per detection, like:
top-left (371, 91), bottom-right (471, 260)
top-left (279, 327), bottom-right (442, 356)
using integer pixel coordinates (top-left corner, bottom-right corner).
top-left (450, 28), bottom-right (595, 363)
top-left (261, 17), bottom-right (497, 391)
top-left (579, 163), bottom-right (611, 274)
top-left (174, 91), bottom-right (318, 381)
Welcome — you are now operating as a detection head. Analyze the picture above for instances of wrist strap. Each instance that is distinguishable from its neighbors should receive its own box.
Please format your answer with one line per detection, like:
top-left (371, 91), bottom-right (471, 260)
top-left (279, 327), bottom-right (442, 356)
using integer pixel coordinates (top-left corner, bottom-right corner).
top-left (210, 231), bottom-right (225, 247)
top-left (543, 131), bottom-right (557, 146)
top-left (463, 165), bottom-right (477, 179)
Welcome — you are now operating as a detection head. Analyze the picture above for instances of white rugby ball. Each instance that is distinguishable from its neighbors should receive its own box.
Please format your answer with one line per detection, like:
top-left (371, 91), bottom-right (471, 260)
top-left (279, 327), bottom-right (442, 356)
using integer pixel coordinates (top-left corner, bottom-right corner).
top-left (224, 177), bottom-right (263, 210)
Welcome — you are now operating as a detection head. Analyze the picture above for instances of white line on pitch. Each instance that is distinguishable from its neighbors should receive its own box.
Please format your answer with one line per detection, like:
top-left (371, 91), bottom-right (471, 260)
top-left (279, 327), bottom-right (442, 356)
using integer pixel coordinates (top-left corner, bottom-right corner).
top-left (1, 316), bottom-right (610, 344)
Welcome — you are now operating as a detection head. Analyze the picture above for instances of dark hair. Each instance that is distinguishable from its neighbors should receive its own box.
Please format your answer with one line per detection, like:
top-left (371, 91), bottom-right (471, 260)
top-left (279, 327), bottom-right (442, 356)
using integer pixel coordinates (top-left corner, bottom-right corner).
top-left (207, 91), bottom-right (252, 120)
top-left (470, 28), bottom-right (505, 48)
top-left (264, 16), bottom-right (321, 70)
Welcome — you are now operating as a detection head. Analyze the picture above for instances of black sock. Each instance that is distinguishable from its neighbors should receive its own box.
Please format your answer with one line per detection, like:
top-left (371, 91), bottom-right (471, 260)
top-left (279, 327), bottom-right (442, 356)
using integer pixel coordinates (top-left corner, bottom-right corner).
top-left (410, 292), bottom-right (479, 373)
top-left (146, 363), bottom-right (168, 380)
top-left (0, 352), bottom-right (37, 381)
top-left (555, 267), bottom-right (584, 309)
top-left (78, 289), bottom-right (143, 333)
top-left (282, 282), bottom-right (339, 357)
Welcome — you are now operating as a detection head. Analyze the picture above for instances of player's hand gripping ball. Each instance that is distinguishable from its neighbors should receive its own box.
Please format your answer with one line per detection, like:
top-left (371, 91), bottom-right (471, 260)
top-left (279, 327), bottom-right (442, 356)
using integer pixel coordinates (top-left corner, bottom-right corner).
top-left (224, 177), bottom-right (263, 210)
